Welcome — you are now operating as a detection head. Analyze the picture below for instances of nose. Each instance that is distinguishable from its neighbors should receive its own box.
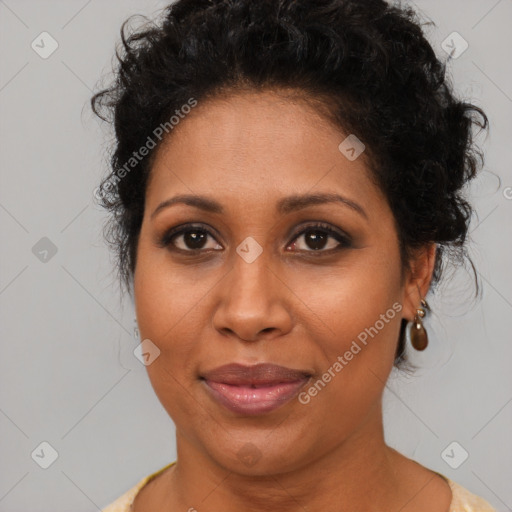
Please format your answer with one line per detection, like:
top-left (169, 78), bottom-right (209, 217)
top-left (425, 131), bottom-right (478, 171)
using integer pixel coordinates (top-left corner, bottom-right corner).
top-left (211, 252), bottom-right (293, 343)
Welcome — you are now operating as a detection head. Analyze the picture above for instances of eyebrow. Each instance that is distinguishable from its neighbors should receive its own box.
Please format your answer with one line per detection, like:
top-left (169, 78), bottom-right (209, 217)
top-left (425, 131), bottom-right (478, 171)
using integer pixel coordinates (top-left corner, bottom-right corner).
top-left (151, 192), bottom-right (368, 220)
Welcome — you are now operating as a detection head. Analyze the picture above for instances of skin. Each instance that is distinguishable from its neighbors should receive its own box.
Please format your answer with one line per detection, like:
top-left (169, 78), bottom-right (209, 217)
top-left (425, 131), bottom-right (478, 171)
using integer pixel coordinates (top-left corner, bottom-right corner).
top-left (131, 89), bottom-right (451, 511)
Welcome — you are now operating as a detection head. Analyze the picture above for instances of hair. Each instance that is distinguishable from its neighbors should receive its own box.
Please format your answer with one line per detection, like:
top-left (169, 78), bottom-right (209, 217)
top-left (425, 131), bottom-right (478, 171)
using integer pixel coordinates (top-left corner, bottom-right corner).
top-left (91, 0), bottom-right (488, 367)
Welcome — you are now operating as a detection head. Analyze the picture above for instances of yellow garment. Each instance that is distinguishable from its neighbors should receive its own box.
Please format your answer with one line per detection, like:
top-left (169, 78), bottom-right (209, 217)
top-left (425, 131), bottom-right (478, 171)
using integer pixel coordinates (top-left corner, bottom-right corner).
top-left (101, 461), bottom-right (497, 511)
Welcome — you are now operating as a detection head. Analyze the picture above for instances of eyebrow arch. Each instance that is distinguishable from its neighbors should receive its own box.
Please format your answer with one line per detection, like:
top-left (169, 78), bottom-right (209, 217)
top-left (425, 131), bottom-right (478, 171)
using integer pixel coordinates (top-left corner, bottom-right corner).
top-left (277, 193), bottom-right (367, 219)
top-left (151, 192), bottom-right (368, 220)
top-left (151, 194), bottom-right (224, 219)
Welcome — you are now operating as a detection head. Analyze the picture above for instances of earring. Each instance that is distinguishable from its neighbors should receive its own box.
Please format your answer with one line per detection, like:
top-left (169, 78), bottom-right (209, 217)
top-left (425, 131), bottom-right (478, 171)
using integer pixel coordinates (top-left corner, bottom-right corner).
top-left (410, 298), bottom-right (429, 351)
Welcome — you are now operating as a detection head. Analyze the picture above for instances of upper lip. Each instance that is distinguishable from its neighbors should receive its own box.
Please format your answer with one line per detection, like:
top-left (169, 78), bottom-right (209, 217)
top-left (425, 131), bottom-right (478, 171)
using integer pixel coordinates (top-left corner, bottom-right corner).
top-left (201, 363), bottom-right (311, 386)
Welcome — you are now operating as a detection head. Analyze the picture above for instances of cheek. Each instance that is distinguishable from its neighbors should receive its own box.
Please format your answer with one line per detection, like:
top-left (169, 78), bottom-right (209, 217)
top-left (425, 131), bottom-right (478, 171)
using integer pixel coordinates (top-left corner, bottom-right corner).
top-left (295, 300), bottom-right (401, 442)
top-left (134, 279), bottom-right (203, 378)
top-left (292, 251), bottom-right (403, 413)
top-left (290, 244), bottom-right (403, 354)
top-left (134, 255), bottom-right (201, 422)
top-left (133, 241), bottom-right (201, 397)
top-left (133, 233), bottom-right (209, 341)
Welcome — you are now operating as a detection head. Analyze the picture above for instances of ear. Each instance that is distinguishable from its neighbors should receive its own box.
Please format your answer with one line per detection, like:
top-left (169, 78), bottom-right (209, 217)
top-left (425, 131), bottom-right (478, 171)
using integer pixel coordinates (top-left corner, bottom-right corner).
top-left (401, 243), bottom-right (437, 322)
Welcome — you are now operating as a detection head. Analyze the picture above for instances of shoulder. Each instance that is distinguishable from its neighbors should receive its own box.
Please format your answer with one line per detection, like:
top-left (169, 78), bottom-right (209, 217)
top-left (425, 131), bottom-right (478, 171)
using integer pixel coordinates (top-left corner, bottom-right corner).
top-left (101, 462), bottom-right (176, 512)
top-left (100, 477), bottom-right (148, 512)
top-left (446, 478), bottom-right (497, 512)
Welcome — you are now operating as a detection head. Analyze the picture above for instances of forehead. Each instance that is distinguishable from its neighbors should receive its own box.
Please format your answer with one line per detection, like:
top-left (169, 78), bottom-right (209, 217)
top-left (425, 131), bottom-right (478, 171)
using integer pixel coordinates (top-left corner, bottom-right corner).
top-left (145, 90), bottom-right (385, 219)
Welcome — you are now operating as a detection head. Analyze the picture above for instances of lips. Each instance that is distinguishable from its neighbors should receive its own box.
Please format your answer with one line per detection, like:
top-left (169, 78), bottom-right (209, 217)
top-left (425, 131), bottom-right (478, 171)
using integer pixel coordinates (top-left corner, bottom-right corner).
top-left (202, 362), bottom-right (311, 386)
top-left (201, 363), bottom-right (311, 415)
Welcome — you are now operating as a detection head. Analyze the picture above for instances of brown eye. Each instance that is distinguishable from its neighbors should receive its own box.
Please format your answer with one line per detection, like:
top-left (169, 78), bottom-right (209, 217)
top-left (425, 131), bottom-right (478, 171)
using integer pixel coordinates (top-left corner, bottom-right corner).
top-left (288, 223), bottom-right (352, 253)
top-left (159, 222), bottom-right (351, 255)
top-left (159, 224), bottom-right (222, 252)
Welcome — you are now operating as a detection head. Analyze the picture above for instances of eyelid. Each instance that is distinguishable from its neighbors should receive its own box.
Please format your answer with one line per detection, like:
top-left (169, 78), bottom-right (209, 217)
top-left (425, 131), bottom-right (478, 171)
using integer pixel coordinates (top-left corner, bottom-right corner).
top-left (157, 222), bottom-right (222, 249)
top-left (158, 221), bottom-right (352, 252)
top-left (288, 221), bottom-right (351, 246)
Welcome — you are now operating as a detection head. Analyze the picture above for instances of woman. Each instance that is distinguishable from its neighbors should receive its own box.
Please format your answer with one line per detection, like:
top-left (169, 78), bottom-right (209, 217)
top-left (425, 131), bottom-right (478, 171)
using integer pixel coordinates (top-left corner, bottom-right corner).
top-left (92, 0), bottom-right (496, 510)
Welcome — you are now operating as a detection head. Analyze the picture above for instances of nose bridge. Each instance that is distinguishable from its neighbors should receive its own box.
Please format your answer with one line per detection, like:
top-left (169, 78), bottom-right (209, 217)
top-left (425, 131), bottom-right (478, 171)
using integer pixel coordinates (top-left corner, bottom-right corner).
top-left (212, 242), bottom-right (291, 340)
top-left (228, 243), bottom-right (275, 309)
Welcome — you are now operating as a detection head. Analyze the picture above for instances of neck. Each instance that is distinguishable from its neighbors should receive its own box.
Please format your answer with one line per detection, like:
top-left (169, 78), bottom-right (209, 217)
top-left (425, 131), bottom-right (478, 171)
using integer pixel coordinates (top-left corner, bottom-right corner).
top-left (168, 401), bottom-right (405, 512)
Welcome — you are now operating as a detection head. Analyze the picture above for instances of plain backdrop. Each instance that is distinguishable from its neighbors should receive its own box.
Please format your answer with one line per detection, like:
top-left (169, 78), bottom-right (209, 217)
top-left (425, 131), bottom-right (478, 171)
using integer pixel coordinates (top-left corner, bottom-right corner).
top-left (0, 0), bottom-right (511, 510)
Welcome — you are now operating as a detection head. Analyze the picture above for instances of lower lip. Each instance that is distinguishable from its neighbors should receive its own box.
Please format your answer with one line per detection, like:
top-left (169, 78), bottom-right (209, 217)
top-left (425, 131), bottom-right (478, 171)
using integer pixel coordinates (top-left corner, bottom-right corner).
top-left (203, 378), bottom-right (309, 415)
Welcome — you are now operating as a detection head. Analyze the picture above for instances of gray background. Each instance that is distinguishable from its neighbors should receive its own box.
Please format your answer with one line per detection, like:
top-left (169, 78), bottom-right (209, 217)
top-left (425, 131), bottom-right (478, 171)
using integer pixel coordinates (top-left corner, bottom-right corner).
top-left (0, 0), bottom-right (511, 510)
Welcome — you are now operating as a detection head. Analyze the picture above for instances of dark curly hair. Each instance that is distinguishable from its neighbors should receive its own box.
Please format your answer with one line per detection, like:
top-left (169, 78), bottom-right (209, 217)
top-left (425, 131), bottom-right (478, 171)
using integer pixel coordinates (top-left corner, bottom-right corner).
top-left (91, 0), bottom-right (488, 366)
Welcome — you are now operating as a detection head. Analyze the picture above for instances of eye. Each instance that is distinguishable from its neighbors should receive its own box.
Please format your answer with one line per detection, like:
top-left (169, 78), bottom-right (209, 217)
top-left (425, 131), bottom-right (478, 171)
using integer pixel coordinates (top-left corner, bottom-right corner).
top-left (158, 222), bottom-right (352, 254)
top-left (158, 224), bottom-right (222, 252)
top-left (287, 222), bottom-right (352, 253)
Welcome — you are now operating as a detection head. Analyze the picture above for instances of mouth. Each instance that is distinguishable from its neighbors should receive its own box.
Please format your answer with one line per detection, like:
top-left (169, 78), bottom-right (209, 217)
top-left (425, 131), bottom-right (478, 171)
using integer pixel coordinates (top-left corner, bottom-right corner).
top-left (200, 363), bottom-right (312, 415)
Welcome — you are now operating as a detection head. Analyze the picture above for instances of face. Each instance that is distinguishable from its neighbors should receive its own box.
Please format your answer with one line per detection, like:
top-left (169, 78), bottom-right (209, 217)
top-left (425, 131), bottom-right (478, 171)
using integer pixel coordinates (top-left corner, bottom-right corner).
top-left (134, 89), bottom-right (425, 475)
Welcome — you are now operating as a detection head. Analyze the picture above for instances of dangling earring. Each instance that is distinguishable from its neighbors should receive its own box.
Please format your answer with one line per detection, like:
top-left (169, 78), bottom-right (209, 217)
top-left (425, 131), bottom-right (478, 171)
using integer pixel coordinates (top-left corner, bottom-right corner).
top-left (410, 298), bottom-right (429, 351)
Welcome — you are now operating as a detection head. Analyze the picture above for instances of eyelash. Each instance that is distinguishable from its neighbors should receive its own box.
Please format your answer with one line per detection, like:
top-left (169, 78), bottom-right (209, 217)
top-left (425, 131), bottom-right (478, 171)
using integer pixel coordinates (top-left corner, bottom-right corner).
top-left (158, 222), bottom-right (352, 255)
